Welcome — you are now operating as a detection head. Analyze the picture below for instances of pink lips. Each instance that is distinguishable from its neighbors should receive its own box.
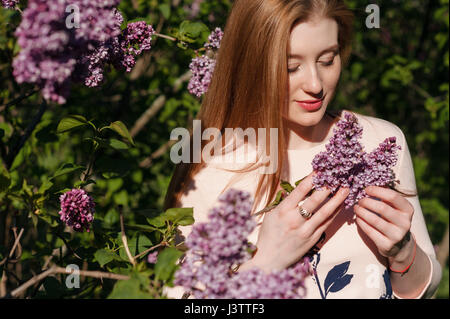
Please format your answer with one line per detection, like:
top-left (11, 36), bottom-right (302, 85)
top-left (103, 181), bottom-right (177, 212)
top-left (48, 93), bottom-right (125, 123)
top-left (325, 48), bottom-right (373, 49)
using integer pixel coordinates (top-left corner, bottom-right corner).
top-left (295, 98), bottom-right (324, 111)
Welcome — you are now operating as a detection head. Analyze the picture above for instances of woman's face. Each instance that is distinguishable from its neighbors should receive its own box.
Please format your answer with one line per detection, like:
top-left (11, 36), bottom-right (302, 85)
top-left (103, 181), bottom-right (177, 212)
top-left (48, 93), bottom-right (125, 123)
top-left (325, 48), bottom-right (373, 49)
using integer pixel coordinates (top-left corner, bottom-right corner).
top-left (283, 17), bottom-right (342, 127)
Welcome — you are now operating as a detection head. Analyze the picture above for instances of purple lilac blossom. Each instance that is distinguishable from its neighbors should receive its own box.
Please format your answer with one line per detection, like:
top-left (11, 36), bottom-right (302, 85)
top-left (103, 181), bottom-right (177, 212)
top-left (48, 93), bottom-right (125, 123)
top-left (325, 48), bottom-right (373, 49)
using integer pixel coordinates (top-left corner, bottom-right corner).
top-left (119, 21), bottom-right (155, 72)
top-left (187, 55), bottom-right (216, 98)
top-left (12, 0), bottom-right (154, 104)
top-left (1, 0), bottom-right (19, 9)
top-left (58, 188), bottom-right (95, 232)
top-left (204, 27), bottom-right (223, 50)
top-left (311, 111), bottom-right (401, 208)
top-left (188, 28), bottom-right (223, 97)
top-left (174, 189), bottom-right (310, 299)
top-left (147, 251), bottom-right (158, 264)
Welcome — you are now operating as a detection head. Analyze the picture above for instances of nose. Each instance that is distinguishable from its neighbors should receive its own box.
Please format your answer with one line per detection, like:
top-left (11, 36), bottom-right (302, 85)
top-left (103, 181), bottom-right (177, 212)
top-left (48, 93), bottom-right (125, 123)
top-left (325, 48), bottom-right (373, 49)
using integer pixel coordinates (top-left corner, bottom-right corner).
top-left (302, 64), bottom-right (323, 96)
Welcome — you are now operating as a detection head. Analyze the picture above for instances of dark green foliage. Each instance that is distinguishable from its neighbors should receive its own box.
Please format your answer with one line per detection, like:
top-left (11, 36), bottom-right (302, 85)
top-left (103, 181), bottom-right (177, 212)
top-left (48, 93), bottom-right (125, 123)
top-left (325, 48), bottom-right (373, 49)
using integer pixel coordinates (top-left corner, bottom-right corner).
top-left (0, 0), bottom-right (447, 298)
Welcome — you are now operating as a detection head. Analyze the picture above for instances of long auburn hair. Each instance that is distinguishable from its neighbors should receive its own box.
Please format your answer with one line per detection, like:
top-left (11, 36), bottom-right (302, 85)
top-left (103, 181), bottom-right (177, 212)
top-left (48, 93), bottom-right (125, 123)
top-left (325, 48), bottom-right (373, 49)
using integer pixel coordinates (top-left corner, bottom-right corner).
top-left (164, 0), bottom-right (355, 212)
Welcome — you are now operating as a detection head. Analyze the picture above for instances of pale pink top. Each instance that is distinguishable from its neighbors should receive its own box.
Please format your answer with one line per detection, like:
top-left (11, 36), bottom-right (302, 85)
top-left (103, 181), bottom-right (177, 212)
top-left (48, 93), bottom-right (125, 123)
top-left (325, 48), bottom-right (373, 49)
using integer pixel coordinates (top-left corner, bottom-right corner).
top-left (164, 111), bottom-right (442, 299)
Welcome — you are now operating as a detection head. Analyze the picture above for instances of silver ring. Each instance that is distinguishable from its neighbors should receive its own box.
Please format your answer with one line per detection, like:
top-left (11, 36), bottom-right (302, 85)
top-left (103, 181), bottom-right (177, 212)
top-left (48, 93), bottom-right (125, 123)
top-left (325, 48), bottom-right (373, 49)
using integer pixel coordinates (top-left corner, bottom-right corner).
top-left (298, 205), bottom-right (312, 219)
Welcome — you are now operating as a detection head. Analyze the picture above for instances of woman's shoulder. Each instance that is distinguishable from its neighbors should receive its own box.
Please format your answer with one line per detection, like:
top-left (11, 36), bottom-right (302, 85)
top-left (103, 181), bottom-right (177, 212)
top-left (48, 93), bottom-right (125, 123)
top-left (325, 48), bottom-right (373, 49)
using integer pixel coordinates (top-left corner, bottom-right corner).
top-left (343, 109), bottom-right (407, 148)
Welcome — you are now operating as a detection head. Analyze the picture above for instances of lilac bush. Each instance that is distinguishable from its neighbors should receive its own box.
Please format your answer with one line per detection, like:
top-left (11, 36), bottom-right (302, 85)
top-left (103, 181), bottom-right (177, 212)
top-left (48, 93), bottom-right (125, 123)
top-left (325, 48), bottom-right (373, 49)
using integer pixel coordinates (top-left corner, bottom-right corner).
top-left (174, 189), bottom-right (310, 299)
top-left (12, 0), bottom-right (154, 104)
top-left (58, 188), bottom-right (95, 232)
top-left (312, 111), bottom-right (401, 208)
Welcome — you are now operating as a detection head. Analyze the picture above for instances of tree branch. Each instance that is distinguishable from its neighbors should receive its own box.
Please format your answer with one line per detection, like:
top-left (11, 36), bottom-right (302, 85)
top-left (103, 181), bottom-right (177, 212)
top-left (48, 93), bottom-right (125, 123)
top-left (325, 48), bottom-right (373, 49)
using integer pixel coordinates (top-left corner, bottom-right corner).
top-left (154, 33), bottom-right (177, 42)
top-left (8, 266), bottom-right (130, 298)
top-left (134, 241), bottom-right (167, 260)
top-left (0, 88), bottom-right (39, 111)
top-left (139, 140), bottom-right (177, 168)
top-left (0, 228), bottom-right (24, 266)
top-left (129, 71), bottom-right (191, 139)
top-left (119, 207), bottom-right (136, 266)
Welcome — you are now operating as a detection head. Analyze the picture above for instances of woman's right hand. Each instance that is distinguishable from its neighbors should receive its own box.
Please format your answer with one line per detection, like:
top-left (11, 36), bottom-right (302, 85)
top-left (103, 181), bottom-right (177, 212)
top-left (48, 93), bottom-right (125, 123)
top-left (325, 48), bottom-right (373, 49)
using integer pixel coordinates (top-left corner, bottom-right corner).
top-left (247, 172), bottom-right (350, 273)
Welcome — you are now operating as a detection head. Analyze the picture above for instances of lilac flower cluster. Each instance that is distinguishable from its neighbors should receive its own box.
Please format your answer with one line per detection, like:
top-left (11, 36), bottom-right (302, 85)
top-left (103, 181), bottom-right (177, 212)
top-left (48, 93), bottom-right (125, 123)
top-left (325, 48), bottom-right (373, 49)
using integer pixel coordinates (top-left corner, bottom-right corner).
top-left (82, 19), bottom-right (155, 87)
top-left (312, 111), bottom-right (401, 208)
top-left (120, 21), bottom-right (155, 72)
top-left (58, 188), bottom-right (95, 232)
top-left (174, 189), bottom-right (309, 299)
top-left (12, 0), bottom-right (154, 104)
top-left (1, 0), bottom-right (18, 9)
top-left (187, 56), bottom-right (216, 98)
top-left (187, 28), bottom-right (223, 97)
top-left (204, 27), bottom-right (224, 50)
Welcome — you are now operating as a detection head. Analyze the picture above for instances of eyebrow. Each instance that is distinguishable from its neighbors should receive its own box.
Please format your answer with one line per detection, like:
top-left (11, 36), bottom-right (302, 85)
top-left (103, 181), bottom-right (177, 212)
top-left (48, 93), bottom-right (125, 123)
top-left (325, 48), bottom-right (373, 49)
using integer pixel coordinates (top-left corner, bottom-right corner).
top-left (288, 44), bottom-right (340, 59)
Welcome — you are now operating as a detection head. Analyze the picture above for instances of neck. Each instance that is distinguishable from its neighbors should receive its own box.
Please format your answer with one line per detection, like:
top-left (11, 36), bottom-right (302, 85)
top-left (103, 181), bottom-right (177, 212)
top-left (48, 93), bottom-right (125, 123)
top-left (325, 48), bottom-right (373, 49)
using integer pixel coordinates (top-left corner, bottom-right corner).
top-left (283, 112), bottom-right (336, 150)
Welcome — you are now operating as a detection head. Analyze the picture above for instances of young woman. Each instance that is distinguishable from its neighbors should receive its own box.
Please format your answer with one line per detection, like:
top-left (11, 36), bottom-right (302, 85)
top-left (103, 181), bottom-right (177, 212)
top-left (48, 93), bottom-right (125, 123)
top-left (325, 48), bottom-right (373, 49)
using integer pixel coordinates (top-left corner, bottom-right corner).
top-left (164, 0), bottom-right (441, 299)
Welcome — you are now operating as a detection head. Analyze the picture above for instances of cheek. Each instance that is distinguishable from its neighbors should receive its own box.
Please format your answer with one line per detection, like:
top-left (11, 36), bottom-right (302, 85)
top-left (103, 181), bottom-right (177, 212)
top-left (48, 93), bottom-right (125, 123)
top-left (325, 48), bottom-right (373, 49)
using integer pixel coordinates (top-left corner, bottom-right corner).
top-left (288, 75), bottom-right (301, 97)
top-left (322, 63), bottom-right (341, 90)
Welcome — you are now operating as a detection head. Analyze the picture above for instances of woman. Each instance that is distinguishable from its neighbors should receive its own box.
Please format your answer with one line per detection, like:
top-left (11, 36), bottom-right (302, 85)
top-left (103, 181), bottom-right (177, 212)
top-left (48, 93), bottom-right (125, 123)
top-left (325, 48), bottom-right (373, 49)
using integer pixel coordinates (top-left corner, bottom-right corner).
top-left (164, 0), bottom-right (441, 299)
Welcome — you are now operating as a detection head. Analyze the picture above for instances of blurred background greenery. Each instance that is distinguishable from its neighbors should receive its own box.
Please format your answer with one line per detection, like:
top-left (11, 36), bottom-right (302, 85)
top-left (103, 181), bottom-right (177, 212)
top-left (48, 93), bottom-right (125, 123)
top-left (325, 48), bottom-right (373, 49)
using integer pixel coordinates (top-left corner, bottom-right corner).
top-left (0, 0), bottom-right (448, 298)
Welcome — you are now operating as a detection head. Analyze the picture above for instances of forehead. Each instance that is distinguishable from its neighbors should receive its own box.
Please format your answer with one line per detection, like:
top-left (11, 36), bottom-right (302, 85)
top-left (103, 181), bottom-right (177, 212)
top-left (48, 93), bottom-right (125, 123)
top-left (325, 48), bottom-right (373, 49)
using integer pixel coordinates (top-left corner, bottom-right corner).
top-left (288, 17), bottom-right (339, 57)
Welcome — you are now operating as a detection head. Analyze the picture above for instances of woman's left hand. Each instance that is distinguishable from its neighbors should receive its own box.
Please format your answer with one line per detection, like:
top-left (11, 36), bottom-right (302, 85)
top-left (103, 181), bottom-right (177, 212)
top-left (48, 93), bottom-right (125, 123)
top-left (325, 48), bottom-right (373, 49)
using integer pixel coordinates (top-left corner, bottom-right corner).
top-left (354, 186), bottom-right (415, 265)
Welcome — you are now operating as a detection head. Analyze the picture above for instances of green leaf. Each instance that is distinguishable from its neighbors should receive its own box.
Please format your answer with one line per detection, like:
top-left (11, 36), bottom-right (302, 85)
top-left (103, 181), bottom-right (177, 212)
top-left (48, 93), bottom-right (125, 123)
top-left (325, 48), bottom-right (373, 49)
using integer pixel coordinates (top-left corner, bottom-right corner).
top-left (39, 214), bottom-right (58, 228)
top-left (74, 179), bottom-right (96, 189)
top-left (164, 207), bottom-right (194, 226)
top-left (50, 163), bottom-right (85, 180)
top-left (113, 189), bottom-right (128, 206)
top-left (94, 249), bottom-right (121, 267)
top-left (295, 175), bottom-right (308, 186)
top-left (119, 233), bottom-right (153, 261)
top-left (101, 121), bottom-right (135, 146)
top-left (280, 180), bottom-right (294, 193)
top-left (56, 115), bottom-right (89, 133)
top-left (95, 137), bottom-right (129, 150)
top-left (107, 276), bottom-right (152, 299)
top-left (154, 247), bottom-right (183, 281)
top-left (104, 208), bottom-right (119, 227)
top-left (270, 190), bottom-right (283, 205)
top-left (178, 21), bottom-right (209, 44)
top-left (38, 179), bottom-right (53, 194)
top-left (124, 223), bottom-right (160, 233)
top-left (0, 162), bottom-right (11, 192)
top-left (138, 209), bottom-right (167, 228)
top-left (158, 3), bottom-right (171, 19)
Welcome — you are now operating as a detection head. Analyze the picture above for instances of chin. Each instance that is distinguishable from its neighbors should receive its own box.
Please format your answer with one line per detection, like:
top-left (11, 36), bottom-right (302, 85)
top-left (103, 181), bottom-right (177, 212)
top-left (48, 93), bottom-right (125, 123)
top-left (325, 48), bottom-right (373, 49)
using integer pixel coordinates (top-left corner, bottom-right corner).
top-left (284, 105), bottom-right (327, 127)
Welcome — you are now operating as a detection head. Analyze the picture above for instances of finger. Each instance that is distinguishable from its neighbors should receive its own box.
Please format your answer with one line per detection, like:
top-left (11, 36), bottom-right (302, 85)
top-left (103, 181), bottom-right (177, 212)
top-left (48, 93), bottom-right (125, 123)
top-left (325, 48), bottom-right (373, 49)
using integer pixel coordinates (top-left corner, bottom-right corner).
top-left (312, 201), bottom-right (345, 238)
top-left (297, 186), bottom-right (332, 217)
top-left (365, 186), bottom-right (413, 214)
top-left (355, 215), bottom-right (391, 250)
top-left (354, 204), bottom-right (403, 240)
top-left (279, 172), bottom-right (315, 210)
top-left (358, 197), bottom-right (409, 229)
top-left (307, 187), bottom-right (349, 230)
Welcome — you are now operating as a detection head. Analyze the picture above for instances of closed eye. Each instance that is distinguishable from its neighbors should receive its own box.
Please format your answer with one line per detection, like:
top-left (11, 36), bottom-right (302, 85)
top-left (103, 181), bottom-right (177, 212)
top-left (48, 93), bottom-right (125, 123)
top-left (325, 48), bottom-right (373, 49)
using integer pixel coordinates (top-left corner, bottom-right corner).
top-left (319, 58), bottom-right (335, 66)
